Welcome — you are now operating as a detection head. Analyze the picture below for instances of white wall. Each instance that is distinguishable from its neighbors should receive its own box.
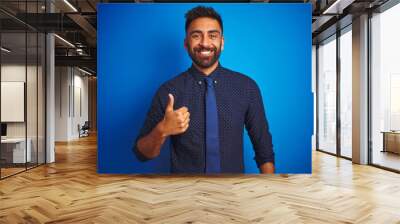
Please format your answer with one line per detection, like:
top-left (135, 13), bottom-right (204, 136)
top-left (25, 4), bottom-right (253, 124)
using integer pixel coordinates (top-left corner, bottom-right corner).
top-left (1, 65), bottom-right (40, 137)
top-left (1, 65), bottom-right (27, 141)
top-left (55, 66), bottom-right (69, 141)
top-left (55, 67), bottom-right (89, 141)
top-left (1, 63), bottom-right (46, 164)
top-left (72, 72), bottom-right (89, 138)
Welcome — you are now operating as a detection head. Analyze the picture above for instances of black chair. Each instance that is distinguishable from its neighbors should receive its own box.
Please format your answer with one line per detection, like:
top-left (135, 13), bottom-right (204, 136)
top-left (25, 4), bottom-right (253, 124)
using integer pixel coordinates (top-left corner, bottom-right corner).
top-left (78, 121), bottom-right (90, 138)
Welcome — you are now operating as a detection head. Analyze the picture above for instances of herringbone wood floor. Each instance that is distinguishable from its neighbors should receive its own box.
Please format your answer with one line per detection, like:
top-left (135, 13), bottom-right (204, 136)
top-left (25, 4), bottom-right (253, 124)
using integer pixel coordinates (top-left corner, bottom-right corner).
top-left (1, 134), bottom-right (400, 224)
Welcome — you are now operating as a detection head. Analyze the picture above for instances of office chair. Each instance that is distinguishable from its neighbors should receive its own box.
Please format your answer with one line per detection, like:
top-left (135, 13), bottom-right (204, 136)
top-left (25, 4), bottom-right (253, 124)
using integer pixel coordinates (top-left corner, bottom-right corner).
top-left (79, 121), bottom-right (90, 138)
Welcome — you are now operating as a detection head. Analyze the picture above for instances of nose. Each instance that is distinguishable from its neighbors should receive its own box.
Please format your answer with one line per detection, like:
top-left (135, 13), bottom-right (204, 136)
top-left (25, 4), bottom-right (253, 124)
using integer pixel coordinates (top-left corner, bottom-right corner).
top-left (200, 35), bottom-right (211, 48)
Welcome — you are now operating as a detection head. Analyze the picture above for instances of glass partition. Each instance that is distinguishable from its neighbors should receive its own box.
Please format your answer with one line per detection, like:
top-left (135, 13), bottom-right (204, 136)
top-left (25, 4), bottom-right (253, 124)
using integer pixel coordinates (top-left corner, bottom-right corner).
top-left (339, 27), bottom-right (352, 158)
top-left (0, 1), bottom-right (46, 179)
top-left (317, 35), bottom-right (337, 155)
top-left (371, 3), bottom-right (400, 171)
top-left (1, 30), bottom-right (28, 177)
top-left (27, 30), bottom-right (38, 169)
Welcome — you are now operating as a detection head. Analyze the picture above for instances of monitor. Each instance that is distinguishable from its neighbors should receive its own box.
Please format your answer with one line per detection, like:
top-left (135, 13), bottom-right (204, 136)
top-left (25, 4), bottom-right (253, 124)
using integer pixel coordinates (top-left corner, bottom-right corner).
top-left (1, 123), bottom-right (7, 137)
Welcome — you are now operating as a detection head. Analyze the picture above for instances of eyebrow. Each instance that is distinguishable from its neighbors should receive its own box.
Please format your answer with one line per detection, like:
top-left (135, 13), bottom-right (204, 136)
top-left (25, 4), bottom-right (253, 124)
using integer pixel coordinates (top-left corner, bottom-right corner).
top-left (189, 29), bottom-right (221, 35)
top-left (189, 30), bottom-right (202, 36)
top-left (208, 30), bottom-right (221, 34)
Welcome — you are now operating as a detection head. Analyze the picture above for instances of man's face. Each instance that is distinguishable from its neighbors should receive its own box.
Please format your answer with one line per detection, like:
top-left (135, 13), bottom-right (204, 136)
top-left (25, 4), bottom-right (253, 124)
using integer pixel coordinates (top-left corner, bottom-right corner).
top-left (185, 17), bottom-right (224, 69)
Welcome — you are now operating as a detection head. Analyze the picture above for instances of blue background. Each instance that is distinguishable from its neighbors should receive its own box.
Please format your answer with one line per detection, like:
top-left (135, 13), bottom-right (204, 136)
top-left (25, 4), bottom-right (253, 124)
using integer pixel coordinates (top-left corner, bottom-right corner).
top-left (98, 3), bottom-right (312, 174)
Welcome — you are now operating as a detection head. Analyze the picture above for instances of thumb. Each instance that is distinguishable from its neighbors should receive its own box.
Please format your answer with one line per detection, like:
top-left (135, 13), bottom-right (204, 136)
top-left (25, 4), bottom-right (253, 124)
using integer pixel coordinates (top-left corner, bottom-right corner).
top-left (165, 93), bottom-right (174, 112)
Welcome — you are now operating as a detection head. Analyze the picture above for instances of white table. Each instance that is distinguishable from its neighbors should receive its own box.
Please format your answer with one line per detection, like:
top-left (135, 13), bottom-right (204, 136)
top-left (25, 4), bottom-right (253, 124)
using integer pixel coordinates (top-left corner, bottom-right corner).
top-left (1, 138), bottom-right (31, 163)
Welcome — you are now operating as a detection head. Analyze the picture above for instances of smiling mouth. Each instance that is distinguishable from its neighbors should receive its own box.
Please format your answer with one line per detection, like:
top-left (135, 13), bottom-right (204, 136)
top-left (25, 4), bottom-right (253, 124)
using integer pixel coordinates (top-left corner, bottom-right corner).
top-left (196, 49), bottom-right (214, 57)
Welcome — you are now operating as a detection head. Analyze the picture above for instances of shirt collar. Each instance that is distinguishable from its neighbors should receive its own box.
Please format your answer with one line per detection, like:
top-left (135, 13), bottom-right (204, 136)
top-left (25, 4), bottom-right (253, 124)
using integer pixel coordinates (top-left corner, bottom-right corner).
top-left (188, 62), bottom-right (224, 82)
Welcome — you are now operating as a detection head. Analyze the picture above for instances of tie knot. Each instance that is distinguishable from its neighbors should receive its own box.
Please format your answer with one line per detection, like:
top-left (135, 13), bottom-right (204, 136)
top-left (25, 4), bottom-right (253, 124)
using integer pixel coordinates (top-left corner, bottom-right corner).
top-left (204, 77), bottom-right (213, 87)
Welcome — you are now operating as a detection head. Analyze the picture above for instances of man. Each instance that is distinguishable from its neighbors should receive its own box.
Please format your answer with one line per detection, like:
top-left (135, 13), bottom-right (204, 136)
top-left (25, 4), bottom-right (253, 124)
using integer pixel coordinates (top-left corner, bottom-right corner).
top-left (134, 6), bottom-right (275, 174)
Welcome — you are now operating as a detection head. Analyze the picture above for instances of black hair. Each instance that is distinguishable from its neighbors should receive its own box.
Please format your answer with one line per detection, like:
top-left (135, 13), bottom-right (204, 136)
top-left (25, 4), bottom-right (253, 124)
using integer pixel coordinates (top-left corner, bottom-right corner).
top-left (185, 6), bottom-right (223, 33)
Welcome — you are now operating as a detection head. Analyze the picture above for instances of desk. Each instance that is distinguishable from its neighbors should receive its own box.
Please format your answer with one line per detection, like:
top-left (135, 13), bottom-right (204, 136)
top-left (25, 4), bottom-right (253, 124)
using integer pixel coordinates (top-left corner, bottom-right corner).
top-left (1, 138), bottom-right (31, 163)
top-left (381, 131), bottom-right (400, 154)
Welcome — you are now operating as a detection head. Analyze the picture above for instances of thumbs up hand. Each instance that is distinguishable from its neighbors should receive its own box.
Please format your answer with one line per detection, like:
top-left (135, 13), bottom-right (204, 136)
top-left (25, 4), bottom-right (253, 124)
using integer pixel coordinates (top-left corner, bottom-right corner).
top-left (159, 94), bottom-right (190, 136)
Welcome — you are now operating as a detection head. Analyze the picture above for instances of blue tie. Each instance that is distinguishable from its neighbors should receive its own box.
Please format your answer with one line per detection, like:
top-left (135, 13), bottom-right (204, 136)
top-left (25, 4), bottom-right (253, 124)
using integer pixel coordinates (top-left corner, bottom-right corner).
top-left (204, 77), bottom-right (221, 173)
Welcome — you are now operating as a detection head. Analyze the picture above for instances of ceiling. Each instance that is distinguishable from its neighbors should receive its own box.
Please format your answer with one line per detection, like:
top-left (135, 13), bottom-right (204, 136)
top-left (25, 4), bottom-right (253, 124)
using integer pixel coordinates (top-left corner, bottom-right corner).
top-left (0, 0), bottom-right (393, 75)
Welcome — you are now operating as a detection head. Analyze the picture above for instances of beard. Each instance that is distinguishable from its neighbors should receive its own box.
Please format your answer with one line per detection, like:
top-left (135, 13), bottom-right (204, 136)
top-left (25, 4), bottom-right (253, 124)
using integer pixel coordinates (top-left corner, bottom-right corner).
top-left (187, 43), bottom-right (222, 69)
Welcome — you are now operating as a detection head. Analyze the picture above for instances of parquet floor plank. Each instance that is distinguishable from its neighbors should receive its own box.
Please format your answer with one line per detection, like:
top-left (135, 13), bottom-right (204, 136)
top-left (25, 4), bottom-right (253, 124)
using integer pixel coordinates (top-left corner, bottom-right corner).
top-left (1, 135), bottom-right (399, 223)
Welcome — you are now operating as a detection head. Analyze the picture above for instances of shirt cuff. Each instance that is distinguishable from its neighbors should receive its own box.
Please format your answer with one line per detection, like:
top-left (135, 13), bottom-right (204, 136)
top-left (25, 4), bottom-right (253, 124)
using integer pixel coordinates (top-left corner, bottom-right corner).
top-left (255, 156), bottom-right (275, 168)
top-left (132, 144), bottom-right (152, 162)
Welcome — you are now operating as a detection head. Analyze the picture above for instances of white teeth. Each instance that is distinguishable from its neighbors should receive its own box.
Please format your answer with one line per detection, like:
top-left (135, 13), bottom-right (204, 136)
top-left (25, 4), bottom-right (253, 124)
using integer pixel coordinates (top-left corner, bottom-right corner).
top-left (200, 51), bottom-right (211, 56)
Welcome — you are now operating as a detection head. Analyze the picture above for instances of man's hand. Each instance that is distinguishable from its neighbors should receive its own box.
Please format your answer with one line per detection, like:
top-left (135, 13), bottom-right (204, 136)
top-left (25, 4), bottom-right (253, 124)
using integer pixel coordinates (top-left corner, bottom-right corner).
top-left (158, 94), bottom-right (190, 137)
top-left (259, 162), bottom-right (275, 174)
top-left (136, 94), bottom-right (190, 159)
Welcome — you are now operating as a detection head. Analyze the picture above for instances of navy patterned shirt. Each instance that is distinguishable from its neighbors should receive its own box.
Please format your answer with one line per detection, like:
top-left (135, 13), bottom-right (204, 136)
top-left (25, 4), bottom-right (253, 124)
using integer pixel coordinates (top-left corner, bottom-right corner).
top-left (133, 63), bottom-right (274, 173)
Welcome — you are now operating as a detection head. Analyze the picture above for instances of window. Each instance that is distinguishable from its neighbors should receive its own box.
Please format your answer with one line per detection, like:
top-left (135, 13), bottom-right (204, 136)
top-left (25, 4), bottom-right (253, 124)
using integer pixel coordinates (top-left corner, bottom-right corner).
top-left (371, 2), bottom-right (400, 171)
top-left (339, 27), bottom-right (352, 158)
top-left (318, 35), bottom-right (337, 154)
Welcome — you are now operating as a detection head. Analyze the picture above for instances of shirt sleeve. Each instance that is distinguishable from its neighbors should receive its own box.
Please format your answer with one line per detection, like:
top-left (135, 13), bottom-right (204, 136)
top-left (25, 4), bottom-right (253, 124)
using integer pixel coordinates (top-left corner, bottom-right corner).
top-left (244, 80), bottom-right (275, 167)
top-left (132, 85), bottom-right (168, 161)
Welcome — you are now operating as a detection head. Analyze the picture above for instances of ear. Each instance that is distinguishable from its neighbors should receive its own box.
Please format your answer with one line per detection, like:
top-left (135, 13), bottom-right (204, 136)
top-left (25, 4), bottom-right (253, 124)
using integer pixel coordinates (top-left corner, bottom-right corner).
top-left (184, 38), bottom-right (188, 50)
top-left (221, 36), bottom-right (225, 51)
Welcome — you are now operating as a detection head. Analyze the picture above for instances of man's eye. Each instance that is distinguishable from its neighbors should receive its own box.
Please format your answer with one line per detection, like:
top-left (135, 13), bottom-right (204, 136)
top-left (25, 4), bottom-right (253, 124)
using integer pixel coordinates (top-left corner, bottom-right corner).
top-left (209, 34), bottom-right (218, 40)
top-left (192, 34), bottom-right (200, 39)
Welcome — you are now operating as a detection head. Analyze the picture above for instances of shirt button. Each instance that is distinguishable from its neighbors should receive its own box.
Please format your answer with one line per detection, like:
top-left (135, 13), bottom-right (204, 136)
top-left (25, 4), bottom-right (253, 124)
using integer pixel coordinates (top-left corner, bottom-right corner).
top-left (214, 80), bottom-right (217, 84)
top-left (198, 81), bottom-right (202, 85)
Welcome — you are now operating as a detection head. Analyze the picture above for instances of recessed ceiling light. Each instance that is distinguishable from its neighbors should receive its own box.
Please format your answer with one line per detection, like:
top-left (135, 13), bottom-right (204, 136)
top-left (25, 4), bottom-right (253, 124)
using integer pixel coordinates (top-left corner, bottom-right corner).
top-left (322, 0), bottom-right (354, 15)
top-left (63, 0), bottom-right (78, 12)
top-left (54, 34), bottom-right (75, 48)
top-left (78, 67), bottom-right (93, 76)
top-left (1, 47), bottom-right (11, 53)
